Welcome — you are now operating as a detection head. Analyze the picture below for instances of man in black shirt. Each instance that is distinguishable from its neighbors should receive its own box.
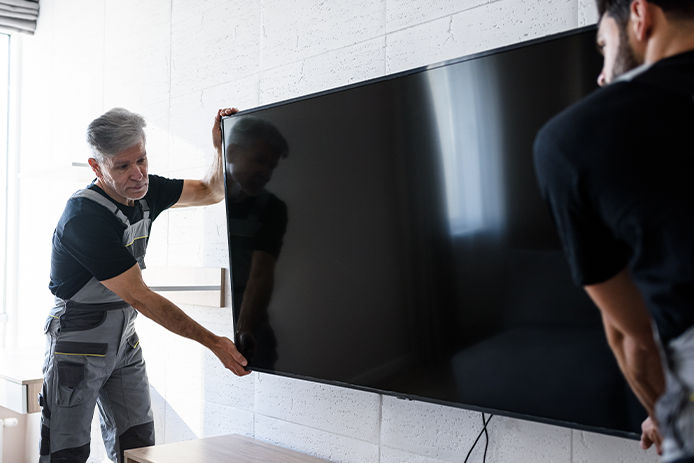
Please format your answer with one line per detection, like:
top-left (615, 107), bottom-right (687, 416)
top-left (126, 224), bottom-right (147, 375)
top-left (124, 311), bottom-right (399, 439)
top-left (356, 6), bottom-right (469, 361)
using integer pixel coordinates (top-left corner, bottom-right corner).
top-left (41, 107), bottom-right (250, 463)
top-left (534, 1), bottom-right (694, 461)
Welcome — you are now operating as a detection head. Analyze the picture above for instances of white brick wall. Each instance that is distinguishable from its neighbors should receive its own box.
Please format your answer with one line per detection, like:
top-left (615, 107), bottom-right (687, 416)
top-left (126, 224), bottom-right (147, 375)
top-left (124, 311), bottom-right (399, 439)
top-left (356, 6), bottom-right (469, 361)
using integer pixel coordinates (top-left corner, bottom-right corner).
top-left (13, 0), bottom-right (660, 462)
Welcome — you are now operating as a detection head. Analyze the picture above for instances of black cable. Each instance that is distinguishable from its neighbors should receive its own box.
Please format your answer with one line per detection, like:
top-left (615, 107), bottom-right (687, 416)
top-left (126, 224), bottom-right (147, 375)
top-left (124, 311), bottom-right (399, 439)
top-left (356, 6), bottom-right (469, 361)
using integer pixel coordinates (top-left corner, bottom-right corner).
top-left (482, 413), bottom-right (490, 462)
top-left (463, 413), bottom-right (494, 463)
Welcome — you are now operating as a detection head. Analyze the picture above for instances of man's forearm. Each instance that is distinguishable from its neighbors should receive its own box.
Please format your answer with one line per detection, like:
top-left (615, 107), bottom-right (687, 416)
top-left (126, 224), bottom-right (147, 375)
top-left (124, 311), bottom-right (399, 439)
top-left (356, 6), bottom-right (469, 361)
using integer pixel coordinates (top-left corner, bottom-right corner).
top-left (603, 317), bottom-right (665, 416)
top-left (585, 269), bottom-right (666, 417)
top-left (100, 263), bottom-right (248, 375)
top-left (204, 107), bottom-right (236, 203)
top-left (202, 144), bottom-right (224, 202)
top-left (133, 290), bottom-right (220, 350)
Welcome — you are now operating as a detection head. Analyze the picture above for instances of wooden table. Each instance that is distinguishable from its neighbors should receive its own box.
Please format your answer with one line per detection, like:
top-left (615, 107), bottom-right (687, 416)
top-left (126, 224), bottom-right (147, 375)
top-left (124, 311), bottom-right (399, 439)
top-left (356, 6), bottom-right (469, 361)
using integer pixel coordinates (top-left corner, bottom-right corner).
top-left (0, 349), bottom-right (43, 414)
top-left (124, 434), bottom-right (330, 463)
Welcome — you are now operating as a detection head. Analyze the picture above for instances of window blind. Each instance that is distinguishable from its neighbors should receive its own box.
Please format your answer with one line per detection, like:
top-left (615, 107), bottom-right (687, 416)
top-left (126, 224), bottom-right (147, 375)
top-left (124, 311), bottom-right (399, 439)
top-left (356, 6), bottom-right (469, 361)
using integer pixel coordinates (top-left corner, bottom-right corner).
top-left (0, 0), bottom-right (39, 34)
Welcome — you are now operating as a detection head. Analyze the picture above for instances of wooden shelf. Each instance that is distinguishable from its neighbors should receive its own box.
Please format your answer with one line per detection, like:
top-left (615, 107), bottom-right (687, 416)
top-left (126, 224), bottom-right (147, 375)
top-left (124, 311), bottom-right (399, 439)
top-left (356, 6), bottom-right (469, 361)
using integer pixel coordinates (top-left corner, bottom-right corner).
top-left (0, 349), bottom-right (43, 414)
top-left (124, 434), bottom-right (330, 463)
top-left (142, 266), bottom-right (226, 307)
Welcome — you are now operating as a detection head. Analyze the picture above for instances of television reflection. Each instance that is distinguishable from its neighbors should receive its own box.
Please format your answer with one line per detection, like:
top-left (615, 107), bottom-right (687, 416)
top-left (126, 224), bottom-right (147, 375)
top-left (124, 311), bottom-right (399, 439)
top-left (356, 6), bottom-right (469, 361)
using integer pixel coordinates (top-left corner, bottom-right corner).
top-left (223, 116), bottom-right (289, 369)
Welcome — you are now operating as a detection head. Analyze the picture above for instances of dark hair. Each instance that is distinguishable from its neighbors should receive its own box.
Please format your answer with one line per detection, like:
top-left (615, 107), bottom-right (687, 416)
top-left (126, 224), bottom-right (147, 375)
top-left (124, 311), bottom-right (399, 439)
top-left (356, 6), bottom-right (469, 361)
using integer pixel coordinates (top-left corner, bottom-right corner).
top-left (597, 0), bottom-right (694, 25)
top-left (227, 116), bottom-right (289, 159)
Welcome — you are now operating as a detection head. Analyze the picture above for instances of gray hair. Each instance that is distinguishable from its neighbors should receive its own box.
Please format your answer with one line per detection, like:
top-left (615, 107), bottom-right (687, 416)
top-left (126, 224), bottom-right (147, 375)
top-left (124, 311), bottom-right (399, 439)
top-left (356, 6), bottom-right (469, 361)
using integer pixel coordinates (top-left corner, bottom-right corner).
top-left (87, 107), bottom-right (147, 161)
top-left (227, 116), bottom-right (289, 159)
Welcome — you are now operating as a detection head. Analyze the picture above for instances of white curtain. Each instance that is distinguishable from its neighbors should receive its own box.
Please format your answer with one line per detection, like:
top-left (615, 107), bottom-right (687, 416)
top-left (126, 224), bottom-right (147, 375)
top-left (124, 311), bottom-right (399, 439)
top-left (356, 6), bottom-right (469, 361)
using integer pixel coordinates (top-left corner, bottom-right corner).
top-left (0, 0), bottom-right (39, 34)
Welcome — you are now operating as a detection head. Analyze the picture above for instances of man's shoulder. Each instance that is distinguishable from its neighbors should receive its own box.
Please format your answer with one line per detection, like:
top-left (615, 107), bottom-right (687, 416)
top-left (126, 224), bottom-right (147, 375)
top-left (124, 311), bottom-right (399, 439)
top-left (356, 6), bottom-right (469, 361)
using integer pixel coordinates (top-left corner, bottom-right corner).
top-left (60, 195), bottom-right (113, 223)
top-left (544, 82), bottom-right (642, 130)
top-left (146, 173), bottom-right (179, 191)
top-left (632, 49), bottom-right (694, 96)
top-left (536, 80), bottom-right (663, 158)
top-left (55, 191), bottom-right (119, 239)
top-left (144, 173), bottom-right (184, 211)
top-left (62, 187), bottom-right (113, 218)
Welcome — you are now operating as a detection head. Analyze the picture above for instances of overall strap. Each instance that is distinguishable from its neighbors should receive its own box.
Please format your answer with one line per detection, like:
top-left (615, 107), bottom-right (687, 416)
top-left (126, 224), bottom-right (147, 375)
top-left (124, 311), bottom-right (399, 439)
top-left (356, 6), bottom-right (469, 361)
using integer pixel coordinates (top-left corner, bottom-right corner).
top-left (66, 190), bottom-right (152, 304)
top-left (138, 198), bottom-right (150, 220)
top-left (72, 189), bottom-right (131, 226)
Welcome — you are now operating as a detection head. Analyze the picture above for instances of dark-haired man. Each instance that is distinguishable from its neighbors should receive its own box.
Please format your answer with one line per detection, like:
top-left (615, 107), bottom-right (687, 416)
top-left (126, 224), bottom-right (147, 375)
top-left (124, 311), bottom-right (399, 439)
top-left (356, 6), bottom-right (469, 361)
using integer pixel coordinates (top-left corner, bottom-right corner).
top-left (534, 1), bottom-right (694, 461)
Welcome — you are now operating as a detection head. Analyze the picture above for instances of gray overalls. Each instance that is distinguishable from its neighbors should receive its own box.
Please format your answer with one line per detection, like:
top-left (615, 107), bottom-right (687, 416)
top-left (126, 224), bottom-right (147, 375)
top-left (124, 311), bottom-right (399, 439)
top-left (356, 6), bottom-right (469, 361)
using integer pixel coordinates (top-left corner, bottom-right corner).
top-left (39, 189), bottom-right (155, 463)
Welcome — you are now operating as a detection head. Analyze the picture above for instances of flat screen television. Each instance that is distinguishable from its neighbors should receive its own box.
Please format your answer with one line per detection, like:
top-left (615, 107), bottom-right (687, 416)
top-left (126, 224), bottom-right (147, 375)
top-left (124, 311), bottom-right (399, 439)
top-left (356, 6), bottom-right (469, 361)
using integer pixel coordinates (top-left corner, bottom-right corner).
top-left (221, 26), bottom-right (644, 438)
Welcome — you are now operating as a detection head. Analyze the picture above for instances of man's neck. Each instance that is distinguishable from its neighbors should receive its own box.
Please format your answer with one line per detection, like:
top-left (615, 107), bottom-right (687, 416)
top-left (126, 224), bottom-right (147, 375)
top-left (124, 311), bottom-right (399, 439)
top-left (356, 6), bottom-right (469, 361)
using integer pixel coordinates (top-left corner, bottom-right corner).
top-left (644, 23), bottom-right (694, 65)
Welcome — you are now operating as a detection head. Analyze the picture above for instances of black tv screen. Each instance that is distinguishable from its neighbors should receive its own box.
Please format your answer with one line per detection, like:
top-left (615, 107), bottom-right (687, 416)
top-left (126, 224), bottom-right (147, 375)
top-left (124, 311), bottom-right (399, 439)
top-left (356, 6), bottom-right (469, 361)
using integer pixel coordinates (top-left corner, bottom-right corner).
top-left (222, 26), bottom-right (644, 438)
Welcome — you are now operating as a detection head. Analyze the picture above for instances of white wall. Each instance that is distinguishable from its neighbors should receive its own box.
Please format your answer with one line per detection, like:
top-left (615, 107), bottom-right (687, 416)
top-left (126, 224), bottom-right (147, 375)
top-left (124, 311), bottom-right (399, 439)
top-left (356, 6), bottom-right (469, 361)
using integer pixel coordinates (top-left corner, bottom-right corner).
top-left (10, 0), bottom-right (660, 462)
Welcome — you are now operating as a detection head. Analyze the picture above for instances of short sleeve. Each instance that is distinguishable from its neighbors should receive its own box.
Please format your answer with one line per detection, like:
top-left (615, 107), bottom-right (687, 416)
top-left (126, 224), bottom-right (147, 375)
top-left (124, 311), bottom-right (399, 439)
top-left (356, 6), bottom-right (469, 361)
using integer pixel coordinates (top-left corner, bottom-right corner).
top-left (534, 124), bottom-right (629, 286)
top-left (145, 174), bottom-right (184, 220)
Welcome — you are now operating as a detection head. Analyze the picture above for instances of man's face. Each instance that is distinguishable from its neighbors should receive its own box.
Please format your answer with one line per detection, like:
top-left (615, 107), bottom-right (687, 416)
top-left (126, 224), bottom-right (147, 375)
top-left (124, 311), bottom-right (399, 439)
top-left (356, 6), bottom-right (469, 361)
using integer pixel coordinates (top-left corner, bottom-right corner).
top-left (91, 140), bottom-right (149, 205)
top-left (228, 140), bottom-right (280, 197)
top-left (596, 14), bottom-right (641, 86)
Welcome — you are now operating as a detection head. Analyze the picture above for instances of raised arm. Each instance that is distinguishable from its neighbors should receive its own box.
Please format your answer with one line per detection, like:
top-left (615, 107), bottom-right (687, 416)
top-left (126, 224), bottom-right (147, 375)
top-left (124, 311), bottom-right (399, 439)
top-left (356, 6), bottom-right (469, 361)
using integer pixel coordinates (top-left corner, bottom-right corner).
top-left (100, 263), bottom-right (250, 376)
top-left (174, 107), bottom-right (238, 208)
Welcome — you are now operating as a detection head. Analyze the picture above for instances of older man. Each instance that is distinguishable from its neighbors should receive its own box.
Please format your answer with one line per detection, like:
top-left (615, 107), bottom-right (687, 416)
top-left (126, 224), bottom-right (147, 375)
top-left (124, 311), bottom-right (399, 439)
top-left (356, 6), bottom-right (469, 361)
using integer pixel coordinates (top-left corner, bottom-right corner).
top-left (41, 107), bottom-right (250, 462)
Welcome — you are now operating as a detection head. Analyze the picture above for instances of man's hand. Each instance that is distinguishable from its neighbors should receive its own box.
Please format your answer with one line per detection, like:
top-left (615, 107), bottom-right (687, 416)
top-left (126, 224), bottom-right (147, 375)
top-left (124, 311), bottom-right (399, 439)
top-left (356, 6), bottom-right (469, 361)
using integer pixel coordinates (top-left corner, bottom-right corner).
top-left (211, 335), bottom-right (251, 376)
top-left (213, 107), bottom-right (238, 153)
top-left (641, 416), bottom-right (663, 455)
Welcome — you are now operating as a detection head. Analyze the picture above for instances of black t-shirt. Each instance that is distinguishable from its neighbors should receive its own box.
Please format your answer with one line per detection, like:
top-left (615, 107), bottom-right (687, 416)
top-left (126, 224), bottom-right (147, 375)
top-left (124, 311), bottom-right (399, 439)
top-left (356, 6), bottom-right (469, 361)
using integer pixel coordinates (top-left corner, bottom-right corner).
top-left (49, 174), bottom-right (184, 299)
top-left (226, 192), bottom-right (288, 259)
top-left (534, 50), bottom-right (694, 344)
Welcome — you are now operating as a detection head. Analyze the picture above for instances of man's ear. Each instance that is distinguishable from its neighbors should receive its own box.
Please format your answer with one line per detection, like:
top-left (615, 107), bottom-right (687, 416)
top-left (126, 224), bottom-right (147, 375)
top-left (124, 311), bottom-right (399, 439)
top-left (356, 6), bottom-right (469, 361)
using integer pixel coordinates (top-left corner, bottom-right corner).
top-left (88, 158), bottom-right (103, 179)
top-left (630, 0), bottom-right (655, 42)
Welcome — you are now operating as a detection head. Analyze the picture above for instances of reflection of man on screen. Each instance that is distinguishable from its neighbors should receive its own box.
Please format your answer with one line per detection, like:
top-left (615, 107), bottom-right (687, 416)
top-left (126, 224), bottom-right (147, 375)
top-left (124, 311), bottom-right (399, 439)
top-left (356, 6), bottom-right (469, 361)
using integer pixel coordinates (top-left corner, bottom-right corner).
top-left (225, 116), bottom-right (288, 368)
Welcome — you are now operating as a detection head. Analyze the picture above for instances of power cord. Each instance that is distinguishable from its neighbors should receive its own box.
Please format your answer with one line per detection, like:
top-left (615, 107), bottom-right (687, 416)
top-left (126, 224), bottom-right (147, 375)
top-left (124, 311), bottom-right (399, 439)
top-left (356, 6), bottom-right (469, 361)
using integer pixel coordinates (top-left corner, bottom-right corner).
top-left (463, 412), bottom-right (494, 463)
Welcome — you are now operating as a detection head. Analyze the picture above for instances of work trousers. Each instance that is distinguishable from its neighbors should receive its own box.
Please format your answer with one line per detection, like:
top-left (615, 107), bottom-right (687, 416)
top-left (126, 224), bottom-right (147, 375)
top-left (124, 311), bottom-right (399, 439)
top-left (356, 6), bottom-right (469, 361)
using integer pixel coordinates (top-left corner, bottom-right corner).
top-left (657, 325), bottom-right (694, 463)
top-left (39, 304), bottom-right (154, 462)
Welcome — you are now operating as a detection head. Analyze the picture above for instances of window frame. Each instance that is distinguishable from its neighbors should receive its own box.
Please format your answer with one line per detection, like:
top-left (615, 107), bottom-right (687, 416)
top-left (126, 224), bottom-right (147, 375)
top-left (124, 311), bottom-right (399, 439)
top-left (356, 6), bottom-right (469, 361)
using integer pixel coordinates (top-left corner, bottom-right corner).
top-left (0, 32), bottom-right (19, 348)
top-left (1, 33), bottom-right (11, 323)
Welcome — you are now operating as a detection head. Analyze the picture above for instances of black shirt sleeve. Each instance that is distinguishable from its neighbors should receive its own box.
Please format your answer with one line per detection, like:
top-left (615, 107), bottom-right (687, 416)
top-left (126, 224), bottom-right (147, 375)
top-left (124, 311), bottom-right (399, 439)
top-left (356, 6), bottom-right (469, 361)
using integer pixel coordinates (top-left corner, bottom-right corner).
top-left (534, 108), bottom-right (630, 286)
top-left (145, 174), bottom-right (184, 220)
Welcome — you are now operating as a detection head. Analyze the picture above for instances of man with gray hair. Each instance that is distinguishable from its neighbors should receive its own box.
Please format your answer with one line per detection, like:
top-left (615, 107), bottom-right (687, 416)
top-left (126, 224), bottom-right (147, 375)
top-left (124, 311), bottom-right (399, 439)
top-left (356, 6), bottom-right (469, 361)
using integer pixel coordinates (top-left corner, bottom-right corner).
top-left (40, 107), bottom-right (250, 462)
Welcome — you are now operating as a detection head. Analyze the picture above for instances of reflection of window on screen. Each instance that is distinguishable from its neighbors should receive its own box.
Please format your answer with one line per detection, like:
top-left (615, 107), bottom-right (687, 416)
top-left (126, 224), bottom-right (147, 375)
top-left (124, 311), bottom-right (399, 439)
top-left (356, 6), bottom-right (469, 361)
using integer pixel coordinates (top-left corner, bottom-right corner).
top-left (1, 33), bottom-right (10, 323)
top-left (427, 66), bottom-right (505, 237)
